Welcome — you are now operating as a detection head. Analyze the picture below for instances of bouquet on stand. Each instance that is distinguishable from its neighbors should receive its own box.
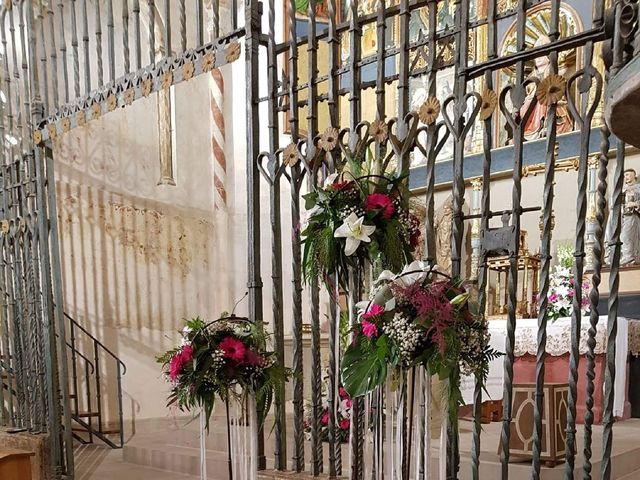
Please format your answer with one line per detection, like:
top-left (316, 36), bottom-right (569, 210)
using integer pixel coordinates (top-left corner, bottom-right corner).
top-left (304, 381), bottom-right (352, 444)
top-left (302, 165), bottom-right (420, 289)
top-left (544, 244), bottom-right (591, 322)
top-left (158, 315), bottom-right (289, 480)
top-left (340, 261), bottom-right (501, 424)
top-left (158, 315), bottom-right (288, 428)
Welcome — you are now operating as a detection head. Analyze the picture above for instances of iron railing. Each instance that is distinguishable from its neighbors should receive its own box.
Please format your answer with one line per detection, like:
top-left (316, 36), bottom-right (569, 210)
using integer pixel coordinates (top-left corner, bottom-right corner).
top-left (0, 0), bottom-right (636, 479)
top-left (65, 311), bottom-right (126, 449)
top-left (246, 0), bottom-right (631, 479)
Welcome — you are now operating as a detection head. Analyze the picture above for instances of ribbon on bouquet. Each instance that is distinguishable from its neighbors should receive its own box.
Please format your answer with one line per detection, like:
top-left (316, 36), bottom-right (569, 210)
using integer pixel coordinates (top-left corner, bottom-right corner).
top-left (200, 408), bottom-right (208, 480)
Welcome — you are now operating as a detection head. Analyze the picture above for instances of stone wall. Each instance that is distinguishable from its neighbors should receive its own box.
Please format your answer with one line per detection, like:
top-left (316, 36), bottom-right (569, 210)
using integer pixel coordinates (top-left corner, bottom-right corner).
top-left (0, 429), bottom-right (49, 480)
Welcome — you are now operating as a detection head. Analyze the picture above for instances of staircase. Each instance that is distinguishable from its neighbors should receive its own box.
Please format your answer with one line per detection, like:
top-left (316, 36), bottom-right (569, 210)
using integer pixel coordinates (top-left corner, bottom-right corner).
top-left (0, 312), bottom-right (126, 450)
top-left (65, 312), bottom-right (126, 449)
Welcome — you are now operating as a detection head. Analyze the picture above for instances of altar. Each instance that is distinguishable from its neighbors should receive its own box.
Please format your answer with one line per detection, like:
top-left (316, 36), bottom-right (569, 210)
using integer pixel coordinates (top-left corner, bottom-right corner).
top-left (461, 316), bottom-right (631, 424)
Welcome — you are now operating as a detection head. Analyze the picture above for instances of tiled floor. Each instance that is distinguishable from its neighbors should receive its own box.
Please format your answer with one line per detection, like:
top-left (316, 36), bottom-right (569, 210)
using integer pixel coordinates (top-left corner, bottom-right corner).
top-left (73, 418), bottom-right (640, 479)
top-left (75, 444), bottom-right (198, 480)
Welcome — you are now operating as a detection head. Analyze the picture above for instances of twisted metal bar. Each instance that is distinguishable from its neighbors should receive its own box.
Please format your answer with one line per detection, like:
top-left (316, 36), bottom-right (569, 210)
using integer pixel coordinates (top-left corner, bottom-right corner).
top-left (601, 4), bottom-right (626, 480)
top-left (133, 0), bottom-right (142, 70)
top-left (564, 47), bottom-right (598, 480)
top-left (306, 0), bottom-right (323, 475)
top-left (107, 0), bottom-right (115, 80)
top-left (211, 0), bottom-right (219, 39)
top-left (147, 0), bottom-right (155, 65)
top-left (57, 2), bottom-right (70, 103)
top-left (397, 0), bottom-right (410, 174)
top-left (95, 0), bottom-right (104, 86)
top-left (601, 137), bottom-right (624, 480)
top-left (582, 104), bottom-right (610, 480)
top-left (47, 7), bottom-right (59, 107)
top-left (500, 2), bottom-right (527, 479)
top-left (348, 266), bottom-right (364, 480)
top-left (289, 166), bottom-right (305, 472)
top-left (328, 278), bottom-right (340, 477)
top-left (123, 0), bottom-right (130, 73)
top-left (163, 0), bottom-right (171, 57)
top-left (531, 2), bottom-right (559, 477)
top-left (448, 1), bottom-right (471, 476)
top-left (264, 0), bottom-right (286, 470)
top-left (179, 0), bottom-right (186, 50)
top-left (347, 2), bottom-right (364, 477)
top-left (325, 3), bottom-right (340, 476)
top-left (286, 0), bottom-right (304, 472)
top-left (37, 9), bottom-right (49, 114)
top-left (244, 0), bottom-right (265, 470)
top-left (81, 0), bottom-right (90, 93)
top-left (196, 0), bottom-right (204, 45)
top-left (374, 0), bottom-right (386, 123)
top-left (70, 0), bottom-right (80, 99)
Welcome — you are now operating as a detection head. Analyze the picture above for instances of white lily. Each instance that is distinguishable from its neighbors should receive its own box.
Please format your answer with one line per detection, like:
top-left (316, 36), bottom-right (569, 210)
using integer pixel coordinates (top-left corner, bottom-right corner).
top-left (376, 260), bottom-right (440, 287)
top-left (334, 212), bottom-right (376, 256)
top-left (323, 172), bottom-right (339, 188)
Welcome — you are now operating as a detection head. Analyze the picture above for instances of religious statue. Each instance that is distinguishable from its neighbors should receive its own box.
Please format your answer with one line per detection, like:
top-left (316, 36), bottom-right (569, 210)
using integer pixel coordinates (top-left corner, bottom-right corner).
top-left (434, 196), bottom-right (454, 274)
top-left (520, 35), bottom-right (574, 141)
top-left (620, 169), bottom-right (640, 265)
top-left (605, 168), bottom-right (640, 266)
top-left (433, 195), bottom-right (469, 274)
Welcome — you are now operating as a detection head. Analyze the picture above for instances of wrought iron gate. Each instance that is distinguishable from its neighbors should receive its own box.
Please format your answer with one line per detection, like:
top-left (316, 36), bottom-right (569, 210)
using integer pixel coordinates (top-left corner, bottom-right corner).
top-left (0, 0), bottom-right (634, 479)
top-left (243, 0), bottom-right (632, 479)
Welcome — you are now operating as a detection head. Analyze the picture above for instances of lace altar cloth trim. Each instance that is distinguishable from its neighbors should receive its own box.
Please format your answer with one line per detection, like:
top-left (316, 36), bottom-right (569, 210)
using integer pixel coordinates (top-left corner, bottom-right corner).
top-left (629, 319), bottom-right (640, 357)
top-left (487, 316), bottom-right (635, 357)
top-left (510, 322), bottom-right (607, 357)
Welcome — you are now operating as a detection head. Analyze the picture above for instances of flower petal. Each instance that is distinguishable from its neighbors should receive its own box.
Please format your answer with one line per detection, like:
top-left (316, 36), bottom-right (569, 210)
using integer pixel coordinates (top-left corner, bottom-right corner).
top-left (360, 223), bottom-right (376, 237)
top-left (334, 222), bottom-right (351, 238)
top-left (324, 173), bottom-right (339, 188)
top-left (344, 236), bottom-right (360, 256)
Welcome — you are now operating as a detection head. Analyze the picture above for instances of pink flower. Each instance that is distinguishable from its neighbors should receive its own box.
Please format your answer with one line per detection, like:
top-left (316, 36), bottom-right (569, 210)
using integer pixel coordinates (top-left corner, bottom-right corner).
top-left (332, 180), bottom-right (353, 191)
top-left (243, 348), bottom-right (264, 366)
top-left (361, 319), bottom-right (378, 338)
top-left (362, 304), bottom-right (384, 320)
top-left (169, 356), bottom-right (182, 381)
top-left (339, 418), bottom-right (350, 430)
top-left (548, 293), bottom-right (559, 303)
top-left (181, 344), bottom-right (194, 362)
top-left (321, 411), bottom-right (330, 426)
top-left (220, 337), bottom-right (246, 362)
top-left (168, 344), bottom-right (194, 381)
top-left (365, 193), bottom-right (395, 219)
top-left (339, 387), bottom-right (349, 399)
top-left (344, 398), bottom-right (352, 409)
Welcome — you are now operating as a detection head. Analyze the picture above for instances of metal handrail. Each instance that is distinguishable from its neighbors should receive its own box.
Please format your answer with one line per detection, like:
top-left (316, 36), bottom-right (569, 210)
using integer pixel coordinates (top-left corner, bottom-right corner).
top-left (63, 312), bottom-right (126, 374)
top-left (62, 311), bottom-right (126, 449)
top-left (64, 341), bottom-right (95, 374)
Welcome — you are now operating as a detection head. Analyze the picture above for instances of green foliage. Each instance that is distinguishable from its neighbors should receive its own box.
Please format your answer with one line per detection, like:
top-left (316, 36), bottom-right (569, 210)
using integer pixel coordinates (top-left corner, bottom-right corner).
top-left (556, 242), bottom-right (575, 269)
top-left (157, 316), bottom-right (290, 431)
top-left (339, 271), bottom-right (502, 427)
top-left (302, 169), bottom-right (417, 290)
top-left (341, 336), bottom-right (388, 398)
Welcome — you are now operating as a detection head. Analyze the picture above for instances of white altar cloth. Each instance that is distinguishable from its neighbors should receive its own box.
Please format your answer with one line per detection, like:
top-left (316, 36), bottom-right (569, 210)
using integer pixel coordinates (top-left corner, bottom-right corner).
top-left (460, 315), bottom-right (628, 417)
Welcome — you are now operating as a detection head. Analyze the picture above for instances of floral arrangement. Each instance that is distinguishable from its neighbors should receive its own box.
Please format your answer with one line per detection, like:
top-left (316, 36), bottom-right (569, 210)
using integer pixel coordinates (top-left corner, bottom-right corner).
top-left (302, 164), bottom-right (419, 289)
top-left (157, 316), bottom-right (288, 429)
top-left (543, 244), bottom-right (591, 321)
top-left (340, 261), bottom-right (501, 423)
top-left (304, 381), bottom-right (352, 444)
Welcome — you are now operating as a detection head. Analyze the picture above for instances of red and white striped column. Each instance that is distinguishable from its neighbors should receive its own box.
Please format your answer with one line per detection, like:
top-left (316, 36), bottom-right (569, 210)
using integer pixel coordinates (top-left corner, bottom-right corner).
top-left (210, 68), bottom-right (227, 209)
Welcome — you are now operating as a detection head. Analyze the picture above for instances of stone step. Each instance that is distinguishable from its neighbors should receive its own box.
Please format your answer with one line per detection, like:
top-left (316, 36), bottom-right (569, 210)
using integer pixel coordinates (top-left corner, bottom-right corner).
top-left (123, 441), bottom-right (231, 478)
top-left (619, 471), bottom-right (640, 480)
